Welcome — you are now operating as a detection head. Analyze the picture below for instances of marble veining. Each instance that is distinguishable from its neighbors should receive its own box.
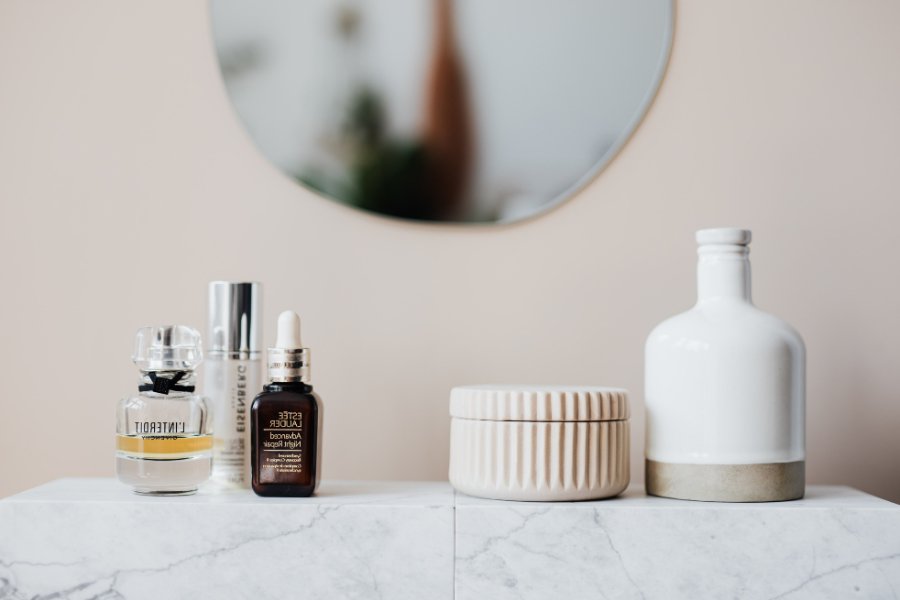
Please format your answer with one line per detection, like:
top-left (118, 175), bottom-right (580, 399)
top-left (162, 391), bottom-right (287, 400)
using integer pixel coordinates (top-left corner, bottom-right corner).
top-left (0, 479), bottom-right (454, 600)
top-left (455, 487), bottom-right (900, 600)
top-left (1, 481), bottom-right (898, 599)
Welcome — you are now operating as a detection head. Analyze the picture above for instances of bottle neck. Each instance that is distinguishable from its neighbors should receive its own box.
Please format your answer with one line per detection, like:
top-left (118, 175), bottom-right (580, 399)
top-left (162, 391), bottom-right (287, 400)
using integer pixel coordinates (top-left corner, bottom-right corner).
top-left (138, 370), bottom-right (197, 395)
top-left (696, 245), bottom-right (752, 303)
top-left (264, 381), bottom-right (313, 394)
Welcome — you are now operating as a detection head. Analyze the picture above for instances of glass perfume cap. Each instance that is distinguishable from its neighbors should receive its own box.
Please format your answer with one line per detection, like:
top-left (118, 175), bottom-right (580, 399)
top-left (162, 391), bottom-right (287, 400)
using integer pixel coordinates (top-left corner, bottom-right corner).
top-left (133, 325), bottom-right (203, 371)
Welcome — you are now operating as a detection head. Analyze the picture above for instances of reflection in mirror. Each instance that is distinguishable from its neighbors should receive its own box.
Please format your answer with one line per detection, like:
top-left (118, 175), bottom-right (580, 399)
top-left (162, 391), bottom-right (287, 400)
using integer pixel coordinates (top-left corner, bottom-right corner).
top-left (211, 0), bottom-right (672, 224)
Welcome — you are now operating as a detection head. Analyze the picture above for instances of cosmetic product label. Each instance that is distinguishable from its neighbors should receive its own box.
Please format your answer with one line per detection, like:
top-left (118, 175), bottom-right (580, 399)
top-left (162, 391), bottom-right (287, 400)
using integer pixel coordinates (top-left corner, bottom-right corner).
top-left (206, 357), bottom-right (261, 487)
top-left (259, 410), bottom-right (312, 485)
top-left (132, 421), bottom-right (186, 434)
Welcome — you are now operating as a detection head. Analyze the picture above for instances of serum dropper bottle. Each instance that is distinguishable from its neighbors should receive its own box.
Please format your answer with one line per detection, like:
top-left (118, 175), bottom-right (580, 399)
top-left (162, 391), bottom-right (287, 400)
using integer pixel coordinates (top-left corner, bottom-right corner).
top-left (251, 311), bottom-right (322, 497)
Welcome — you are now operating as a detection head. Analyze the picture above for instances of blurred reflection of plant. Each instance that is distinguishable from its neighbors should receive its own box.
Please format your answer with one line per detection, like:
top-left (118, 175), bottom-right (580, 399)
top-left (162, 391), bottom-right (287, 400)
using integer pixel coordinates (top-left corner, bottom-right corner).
top-left (218, 41), bottom-right (265, 81)
top-left (299, 0), bottom-right (475, 222)
top-left (300, 86), bottom-right (433, 220)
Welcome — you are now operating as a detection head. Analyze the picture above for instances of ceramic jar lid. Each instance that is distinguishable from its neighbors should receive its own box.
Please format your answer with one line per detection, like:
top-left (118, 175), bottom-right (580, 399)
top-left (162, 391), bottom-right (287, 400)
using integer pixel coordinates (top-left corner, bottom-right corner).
top-left (450, 385), bottom-right (629, 422)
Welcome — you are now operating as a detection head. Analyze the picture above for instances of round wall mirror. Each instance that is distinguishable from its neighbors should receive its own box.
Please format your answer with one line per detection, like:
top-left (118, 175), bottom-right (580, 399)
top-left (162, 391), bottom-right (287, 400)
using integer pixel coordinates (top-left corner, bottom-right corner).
top-left (210, 0), bottom-right (673, 224)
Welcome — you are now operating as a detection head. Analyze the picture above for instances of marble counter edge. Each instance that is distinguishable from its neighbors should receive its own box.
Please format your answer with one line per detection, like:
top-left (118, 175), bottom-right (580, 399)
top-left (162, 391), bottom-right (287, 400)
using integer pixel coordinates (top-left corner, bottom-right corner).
top-left (1, 478), bottom-right (456, 507)
top-left (453, 484), bottom-right (899, 510)
top-left (3, 480), bottom-right (896, 511)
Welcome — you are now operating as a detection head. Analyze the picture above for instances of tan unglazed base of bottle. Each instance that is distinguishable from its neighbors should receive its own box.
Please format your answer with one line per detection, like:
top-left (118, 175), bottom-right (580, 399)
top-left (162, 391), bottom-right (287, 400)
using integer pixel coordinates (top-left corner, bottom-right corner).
top-left (645, 459), bottom-right (805, 503)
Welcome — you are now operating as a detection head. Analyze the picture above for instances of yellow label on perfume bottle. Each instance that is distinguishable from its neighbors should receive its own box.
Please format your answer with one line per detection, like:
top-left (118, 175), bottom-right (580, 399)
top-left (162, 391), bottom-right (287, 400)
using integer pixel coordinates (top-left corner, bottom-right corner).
top-left (116, 434), bottom-right (213, 457)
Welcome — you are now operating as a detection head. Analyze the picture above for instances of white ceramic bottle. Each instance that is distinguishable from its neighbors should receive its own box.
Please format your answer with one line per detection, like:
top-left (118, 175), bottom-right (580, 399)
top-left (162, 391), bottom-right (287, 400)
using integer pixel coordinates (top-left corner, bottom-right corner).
top-left (644, 228), bottom-right (805, 502)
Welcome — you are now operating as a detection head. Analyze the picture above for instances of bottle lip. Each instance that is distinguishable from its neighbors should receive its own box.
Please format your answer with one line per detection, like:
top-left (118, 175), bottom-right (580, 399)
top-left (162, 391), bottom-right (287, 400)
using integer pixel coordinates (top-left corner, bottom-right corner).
top-left (207, 349), bottom-right (262, 359)
top-left (696, 228), bottom-right (751, 246)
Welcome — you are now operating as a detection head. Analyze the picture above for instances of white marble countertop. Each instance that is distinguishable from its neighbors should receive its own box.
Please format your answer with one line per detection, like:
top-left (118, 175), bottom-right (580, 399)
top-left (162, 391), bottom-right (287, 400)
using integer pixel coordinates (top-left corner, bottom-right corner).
top-left (2, 480), bottom-right (898, 599)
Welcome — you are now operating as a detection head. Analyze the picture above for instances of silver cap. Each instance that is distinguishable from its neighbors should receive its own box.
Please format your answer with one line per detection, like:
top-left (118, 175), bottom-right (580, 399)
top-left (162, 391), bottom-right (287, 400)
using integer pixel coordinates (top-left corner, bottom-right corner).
top-left (267, 347), bottom-right (311, 383)
top-left (208, 281), bottom-right (262, 357)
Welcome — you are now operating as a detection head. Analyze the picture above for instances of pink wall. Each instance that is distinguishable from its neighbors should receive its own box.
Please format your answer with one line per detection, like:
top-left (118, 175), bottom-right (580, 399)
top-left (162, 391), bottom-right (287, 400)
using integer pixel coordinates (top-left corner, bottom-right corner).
top-left (1, 0), bottom-right (898, 501)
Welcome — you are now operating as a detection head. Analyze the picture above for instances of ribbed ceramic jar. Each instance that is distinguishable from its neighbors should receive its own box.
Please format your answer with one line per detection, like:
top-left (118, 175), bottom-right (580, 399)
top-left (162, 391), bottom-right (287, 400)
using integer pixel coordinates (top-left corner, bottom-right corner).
top-left (449, 385), bottom-right (630, 501)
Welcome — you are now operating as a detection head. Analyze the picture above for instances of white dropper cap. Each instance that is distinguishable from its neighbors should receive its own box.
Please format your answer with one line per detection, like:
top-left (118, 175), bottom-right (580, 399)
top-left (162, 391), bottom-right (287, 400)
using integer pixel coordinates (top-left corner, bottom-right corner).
top-left (275, 310), bottom-right (302, 350)
top-left (267, 310), bottom-right (310, 383)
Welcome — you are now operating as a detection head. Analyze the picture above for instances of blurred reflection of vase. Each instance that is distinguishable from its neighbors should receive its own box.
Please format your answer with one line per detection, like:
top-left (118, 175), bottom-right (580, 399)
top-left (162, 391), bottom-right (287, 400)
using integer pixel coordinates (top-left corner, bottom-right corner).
top-left (421, 0), bottom-right (473, 221)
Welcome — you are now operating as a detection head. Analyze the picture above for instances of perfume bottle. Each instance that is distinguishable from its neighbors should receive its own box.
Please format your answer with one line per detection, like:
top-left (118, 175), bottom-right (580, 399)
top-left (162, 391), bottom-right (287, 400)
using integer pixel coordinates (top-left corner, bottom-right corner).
top-left (645, 228), bottom-right (805, 502)
top-left (206, 281), bottom-right (262, 488)
top-left (251, 311), bottom-right (322, 497)
top-left (116, 326), bottom-right (212, 495)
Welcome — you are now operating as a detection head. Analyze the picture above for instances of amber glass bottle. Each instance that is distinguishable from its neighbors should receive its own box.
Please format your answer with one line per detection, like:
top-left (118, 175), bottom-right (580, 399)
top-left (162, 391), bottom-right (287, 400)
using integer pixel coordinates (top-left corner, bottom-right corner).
top-left (251, 311), bottom-right (322, 497)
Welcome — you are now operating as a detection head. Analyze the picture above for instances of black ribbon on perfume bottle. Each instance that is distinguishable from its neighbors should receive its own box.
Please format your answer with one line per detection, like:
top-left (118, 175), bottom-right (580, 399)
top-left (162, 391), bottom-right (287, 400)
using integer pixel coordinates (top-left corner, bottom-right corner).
top-left (138, 371), bottom-right (195, 395)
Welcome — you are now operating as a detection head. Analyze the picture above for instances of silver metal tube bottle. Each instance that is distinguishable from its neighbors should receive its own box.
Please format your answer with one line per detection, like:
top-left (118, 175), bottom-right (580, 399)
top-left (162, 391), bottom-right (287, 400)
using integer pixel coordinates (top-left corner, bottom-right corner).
top-left (206, 281), bottom-right (262, 488)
